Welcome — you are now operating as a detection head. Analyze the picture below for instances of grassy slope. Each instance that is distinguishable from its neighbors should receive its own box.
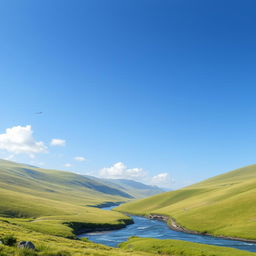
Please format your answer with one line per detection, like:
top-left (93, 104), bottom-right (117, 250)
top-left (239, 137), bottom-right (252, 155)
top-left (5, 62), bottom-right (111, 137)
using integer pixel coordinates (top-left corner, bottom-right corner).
top-left (116, 164), bottom-right (256, 240)
top-left (119, 237), bottom-right (256, 256)
top-left (0, 160), bottom-right (133, 238)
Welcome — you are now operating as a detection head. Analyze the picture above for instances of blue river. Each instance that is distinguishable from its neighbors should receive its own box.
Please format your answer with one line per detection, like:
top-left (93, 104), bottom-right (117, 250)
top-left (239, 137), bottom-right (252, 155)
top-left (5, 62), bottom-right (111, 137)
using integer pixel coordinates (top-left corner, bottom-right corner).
top-left (79, 206), bottom-right (256, 253)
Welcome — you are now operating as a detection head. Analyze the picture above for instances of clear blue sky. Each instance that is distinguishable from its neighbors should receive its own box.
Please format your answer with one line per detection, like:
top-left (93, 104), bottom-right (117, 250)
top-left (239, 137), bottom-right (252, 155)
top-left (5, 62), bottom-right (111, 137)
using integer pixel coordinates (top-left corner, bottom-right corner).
top-left (0, 0), bottom-right (256, 188)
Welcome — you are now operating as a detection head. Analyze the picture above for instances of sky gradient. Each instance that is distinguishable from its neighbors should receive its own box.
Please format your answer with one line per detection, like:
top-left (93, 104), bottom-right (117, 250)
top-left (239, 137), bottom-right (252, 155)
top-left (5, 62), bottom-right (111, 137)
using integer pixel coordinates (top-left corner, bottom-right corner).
top-left (1, 0), bottom-right (256, 188)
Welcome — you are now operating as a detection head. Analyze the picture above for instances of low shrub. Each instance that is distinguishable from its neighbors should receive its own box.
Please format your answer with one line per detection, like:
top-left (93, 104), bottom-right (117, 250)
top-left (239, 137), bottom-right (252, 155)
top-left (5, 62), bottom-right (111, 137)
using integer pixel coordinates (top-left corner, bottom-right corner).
top-left (0, 235), bottom-right (17, 246)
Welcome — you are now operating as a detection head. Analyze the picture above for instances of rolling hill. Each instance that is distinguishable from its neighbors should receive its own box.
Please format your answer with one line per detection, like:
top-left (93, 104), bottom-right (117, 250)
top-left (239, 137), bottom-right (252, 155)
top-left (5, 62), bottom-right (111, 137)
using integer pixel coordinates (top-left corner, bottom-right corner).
top-left (1, 160), bottom-right (255, 256)
top-left (116, 164), bottom-right (256, 240)
top-left (0, 159), bottom-right (137, 238)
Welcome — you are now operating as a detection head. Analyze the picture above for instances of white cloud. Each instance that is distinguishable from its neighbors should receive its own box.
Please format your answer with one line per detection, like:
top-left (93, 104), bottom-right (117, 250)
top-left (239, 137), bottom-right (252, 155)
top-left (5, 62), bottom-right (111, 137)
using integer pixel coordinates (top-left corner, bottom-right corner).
top-left (74, 156), bottom-right (86, 162)
top-left (99, 162), bottom-right (146, 180)
top-left (50, 138), bottom-right (66, 146)
top-left (99, 162), bottom-right (172, 188)
top-left (64, 163), bottom-right (72, 167)
top-left (151, 173), bottom-right (172, 187)
top-left (0, 125), bottom-right (47, 156)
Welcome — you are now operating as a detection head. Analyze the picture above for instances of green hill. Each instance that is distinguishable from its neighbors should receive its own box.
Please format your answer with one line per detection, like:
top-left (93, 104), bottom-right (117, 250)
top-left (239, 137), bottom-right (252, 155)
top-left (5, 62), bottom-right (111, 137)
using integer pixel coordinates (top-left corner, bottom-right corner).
top-left (0, 159), bottom-right (135, 238)
top-left (116, 164), bottom-right (256, 240)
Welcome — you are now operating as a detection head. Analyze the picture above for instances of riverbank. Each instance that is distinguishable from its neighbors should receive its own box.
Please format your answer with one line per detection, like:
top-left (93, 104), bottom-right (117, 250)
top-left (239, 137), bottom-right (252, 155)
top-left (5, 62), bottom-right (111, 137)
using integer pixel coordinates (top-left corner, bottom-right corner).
top-left (119, 237), bottom-right (256, 256)
top-left (87, 201), bottom-right (125, 209)
top-left (70, 218), bottom-right (134, 235)
top-left (147, 214), bottom-right (256, 244)
top-left (80, 209), bottom-right (256, 252)
top-left (72, 202), bottom-right (134, 235)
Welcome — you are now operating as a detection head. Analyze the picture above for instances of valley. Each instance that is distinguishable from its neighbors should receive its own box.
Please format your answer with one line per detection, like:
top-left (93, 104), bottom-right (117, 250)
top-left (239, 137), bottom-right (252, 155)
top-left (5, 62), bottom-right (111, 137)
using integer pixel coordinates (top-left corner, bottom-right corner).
top-left (1, 160), bottom-right (256, 256)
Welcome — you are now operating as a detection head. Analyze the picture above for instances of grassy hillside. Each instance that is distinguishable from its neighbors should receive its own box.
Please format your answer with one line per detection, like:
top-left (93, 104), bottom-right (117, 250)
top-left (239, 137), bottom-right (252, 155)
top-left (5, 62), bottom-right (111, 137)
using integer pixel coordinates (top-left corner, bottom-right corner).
top-left (119, 237), bottom-right (256, 256)
top-left (0, 160), bottom-right (134, 238)
top-left (116, 164), bottom-right (256, 240)
top-left (0, 219), bottom-right (152, 256)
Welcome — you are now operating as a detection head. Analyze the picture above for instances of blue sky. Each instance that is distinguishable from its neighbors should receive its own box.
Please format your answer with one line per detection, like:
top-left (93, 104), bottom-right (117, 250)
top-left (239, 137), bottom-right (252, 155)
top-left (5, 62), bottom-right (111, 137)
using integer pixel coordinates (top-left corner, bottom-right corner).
top-left (0, 0), bottom-right (256, 188)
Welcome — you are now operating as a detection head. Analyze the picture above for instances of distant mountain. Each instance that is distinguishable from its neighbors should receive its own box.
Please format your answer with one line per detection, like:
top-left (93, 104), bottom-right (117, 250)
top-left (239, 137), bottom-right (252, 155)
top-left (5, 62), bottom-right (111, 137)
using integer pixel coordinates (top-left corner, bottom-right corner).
top-left (98, 178), bottom-right (165, 198)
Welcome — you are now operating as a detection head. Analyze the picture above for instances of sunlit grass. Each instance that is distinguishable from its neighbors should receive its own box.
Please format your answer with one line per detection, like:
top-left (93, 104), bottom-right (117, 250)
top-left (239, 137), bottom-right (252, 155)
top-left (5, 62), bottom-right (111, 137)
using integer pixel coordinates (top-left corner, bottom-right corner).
top-left (0, 220), bottom-right (151, 256)
top-left (119, 237), bottom-right (256, 256)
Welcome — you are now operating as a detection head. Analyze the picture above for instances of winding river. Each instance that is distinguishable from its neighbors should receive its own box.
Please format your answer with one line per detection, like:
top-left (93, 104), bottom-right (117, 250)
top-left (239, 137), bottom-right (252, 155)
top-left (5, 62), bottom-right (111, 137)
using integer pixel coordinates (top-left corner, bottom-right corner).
top-left (79, 206), bottom-right (256, 253)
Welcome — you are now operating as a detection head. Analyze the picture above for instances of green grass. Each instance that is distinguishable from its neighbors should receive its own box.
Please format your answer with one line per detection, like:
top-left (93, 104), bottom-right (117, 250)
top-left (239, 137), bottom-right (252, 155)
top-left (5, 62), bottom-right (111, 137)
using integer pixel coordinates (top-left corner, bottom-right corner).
top-left (119, 237), bottom-right (256, 256)
top-left (0, 220), bottom-right (152, 256)
top-left (116, 164), bottom-right (256, 240)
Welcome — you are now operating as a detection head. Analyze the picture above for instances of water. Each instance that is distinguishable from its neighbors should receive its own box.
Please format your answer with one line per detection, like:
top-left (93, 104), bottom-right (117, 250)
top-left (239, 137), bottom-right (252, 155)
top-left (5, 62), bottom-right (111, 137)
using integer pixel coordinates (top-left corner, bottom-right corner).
top-left (79, 206), bottom-right (256, 252)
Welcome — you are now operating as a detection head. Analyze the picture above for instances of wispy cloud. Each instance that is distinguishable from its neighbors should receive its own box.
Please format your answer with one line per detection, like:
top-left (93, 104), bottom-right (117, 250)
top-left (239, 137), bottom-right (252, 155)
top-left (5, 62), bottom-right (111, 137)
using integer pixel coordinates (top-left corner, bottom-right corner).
top-left (50, 138), bottom-right (66, 147)
top-left (74, 156), bottom-right (86, 162)
top-left (64, 163), bottom-right (72, 167)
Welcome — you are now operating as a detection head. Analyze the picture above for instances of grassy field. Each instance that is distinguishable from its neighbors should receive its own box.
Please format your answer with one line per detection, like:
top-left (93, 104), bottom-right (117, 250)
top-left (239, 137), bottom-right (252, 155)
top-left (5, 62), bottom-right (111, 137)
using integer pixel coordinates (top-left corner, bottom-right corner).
top-left (116, 164), bottom-right (256, 240)
top-left (119, 237), bottom-right (256, 256)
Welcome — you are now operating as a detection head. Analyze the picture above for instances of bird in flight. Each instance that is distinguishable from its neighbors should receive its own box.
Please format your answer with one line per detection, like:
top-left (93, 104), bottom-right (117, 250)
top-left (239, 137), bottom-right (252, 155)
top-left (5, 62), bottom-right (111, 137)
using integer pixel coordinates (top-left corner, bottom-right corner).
top-left (34, 112), bottom-right (43, 114)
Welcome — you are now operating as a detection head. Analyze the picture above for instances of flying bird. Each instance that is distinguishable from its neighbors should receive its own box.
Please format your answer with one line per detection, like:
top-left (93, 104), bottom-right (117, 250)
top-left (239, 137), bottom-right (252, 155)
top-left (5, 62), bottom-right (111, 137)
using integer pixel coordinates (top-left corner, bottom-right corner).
top-left (34, 112), bottom-right (43, 115)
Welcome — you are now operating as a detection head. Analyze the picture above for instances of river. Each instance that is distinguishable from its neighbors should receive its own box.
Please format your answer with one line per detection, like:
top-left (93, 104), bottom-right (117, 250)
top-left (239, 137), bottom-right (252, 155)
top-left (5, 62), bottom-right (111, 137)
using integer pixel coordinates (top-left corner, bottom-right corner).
top-left (78, 206), bottom-right (256, 253)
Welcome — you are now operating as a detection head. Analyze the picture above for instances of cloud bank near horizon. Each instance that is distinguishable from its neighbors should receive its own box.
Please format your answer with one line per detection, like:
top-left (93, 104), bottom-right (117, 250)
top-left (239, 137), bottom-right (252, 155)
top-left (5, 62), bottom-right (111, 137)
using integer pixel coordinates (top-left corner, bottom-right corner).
top-left (0, 125), bottom-right (172, 188)
top-left (99, 162), bottom-right (172, 188)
